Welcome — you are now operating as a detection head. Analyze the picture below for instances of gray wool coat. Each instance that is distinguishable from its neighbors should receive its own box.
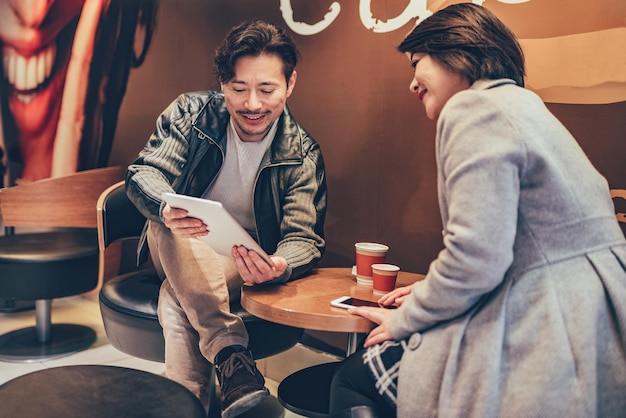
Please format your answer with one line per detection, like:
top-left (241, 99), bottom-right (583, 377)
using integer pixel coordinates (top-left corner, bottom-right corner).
top-left (392, 79), bottom-right (626, 417)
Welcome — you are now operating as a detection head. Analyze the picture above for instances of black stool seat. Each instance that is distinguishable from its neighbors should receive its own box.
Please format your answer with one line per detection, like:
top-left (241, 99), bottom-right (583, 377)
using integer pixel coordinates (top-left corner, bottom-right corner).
top-left (278, 361), bottom-right (340, 418)
top-left (0, 230), bottom-right (99, 299)
top-left (0, 229), bottom-right (99, 362)
top-left (0, 230), bottom-right (96, 261)
top-left (99, 270), bottom-right (305, 363)
top-left (99, 270), bottom-right (166, 362)
top-left (0, 365), bottom-right (206, 418)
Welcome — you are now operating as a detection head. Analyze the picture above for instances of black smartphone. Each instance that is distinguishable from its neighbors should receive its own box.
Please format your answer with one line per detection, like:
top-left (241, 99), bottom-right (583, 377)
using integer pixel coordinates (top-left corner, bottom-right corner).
top-left (330, 296), bottom-right (397, 309)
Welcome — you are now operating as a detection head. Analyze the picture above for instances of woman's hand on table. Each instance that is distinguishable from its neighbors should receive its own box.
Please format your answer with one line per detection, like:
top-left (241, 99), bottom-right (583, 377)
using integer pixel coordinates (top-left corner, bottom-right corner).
top-left (348, 307), bottom-right (396, 348)
top-left (350, 284), bottom-right (417, 347)
top-left (377, 284), bottom-right (414, 307)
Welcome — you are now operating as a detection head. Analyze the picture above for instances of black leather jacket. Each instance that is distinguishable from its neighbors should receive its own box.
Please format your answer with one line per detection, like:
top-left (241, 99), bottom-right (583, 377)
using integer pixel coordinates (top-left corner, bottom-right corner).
top-left (126, 91), bottom-right (327, 281)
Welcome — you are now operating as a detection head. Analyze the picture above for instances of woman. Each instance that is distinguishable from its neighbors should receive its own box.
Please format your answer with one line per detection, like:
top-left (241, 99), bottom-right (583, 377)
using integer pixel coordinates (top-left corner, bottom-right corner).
top-left (329, 3), bottom-right (626, 417)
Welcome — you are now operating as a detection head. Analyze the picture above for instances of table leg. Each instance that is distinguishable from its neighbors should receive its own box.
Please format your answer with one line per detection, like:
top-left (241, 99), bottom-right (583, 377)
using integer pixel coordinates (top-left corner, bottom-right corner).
top-left (346, 332), bottom-right (366, 356)
top-left (346, 332), bottom-right (357, 355)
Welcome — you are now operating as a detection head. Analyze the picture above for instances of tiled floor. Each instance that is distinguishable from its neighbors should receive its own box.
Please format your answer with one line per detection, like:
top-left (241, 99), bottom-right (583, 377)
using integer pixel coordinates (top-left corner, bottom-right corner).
top-left (0, 293), bottom-right (340, 417)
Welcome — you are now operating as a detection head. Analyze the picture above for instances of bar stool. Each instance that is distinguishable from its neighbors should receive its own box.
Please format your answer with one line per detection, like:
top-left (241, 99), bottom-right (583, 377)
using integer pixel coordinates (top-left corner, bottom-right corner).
top-left (0, 365), bottom-right (206, 417)
top-left (278, 361), bottom-right (340, 418)
top-left (0, 167), bottom-right (125, 362)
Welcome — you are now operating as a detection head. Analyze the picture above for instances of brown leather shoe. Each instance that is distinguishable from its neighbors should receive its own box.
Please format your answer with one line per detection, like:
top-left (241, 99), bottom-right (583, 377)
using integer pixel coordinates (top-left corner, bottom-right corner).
top-left (215, 347), bottom-right (269, 418)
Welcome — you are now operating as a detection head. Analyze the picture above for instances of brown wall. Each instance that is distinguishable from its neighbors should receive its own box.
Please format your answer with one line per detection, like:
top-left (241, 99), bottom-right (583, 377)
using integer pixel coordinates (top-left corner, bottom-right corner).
top-left (109, 0), bottom-right (626, 274)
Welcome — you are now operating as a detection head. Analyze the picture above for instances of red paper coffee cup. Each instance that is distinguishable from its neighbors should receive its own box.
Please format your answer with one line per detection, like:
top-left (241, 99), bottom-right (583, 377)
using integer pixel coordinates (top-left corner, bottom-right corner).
top-left (355, 242), bottom-right (389, 285)
top-left (372, 263), bottom-right (400, 295)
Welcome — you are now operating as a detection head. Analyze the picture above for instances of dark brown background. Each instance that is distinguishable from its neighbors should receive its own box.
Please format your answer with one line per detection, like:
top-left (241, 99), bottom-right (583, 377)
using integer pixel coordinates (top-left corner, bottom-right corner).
top-left (109, 0), bottom-right (626, 274)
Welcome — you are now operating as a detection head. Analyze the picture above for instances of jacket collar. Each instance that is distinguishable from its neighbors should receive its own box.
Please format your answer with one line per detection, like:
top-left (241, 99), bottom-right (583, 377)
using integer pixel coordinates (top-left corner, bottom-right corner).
top-left (470, 78), bottom-right (517, 92)
top-left (192, 91), bottom-right (304, 165)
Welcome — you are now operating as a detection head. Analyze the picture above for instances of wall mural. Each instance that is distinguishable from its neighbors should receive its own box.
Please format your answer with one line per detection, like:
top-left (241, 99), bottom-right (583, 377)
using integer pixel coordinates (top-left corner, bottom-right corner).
top-left (0, 0), bottom-right (623, 186)
top-left (0, 0), bottom-right (157, 185)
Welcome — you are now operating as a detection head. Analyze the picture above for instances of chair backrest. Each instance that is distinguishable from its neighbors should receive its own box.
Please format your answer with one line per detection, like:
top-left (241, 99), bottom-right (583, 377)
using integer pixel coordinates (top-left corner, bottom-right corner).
top-left (96, 180), bottom-right (150, 288)
top-left (0, 167), bottom-right (126, 229)
top-left (611, 189), bottom-right (626, 237)
top-left (97, 181), bottom-right (147, 249)
top-left (611, 189), bottom-right (626, 223)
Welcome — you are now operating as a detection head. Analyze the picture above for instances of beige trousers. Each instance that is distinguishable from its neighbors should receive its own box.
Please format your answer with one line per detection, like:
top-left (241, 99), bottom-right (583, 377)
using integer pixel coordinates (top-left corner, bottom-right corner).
top-left (147, 221), bottom-right (247, 409)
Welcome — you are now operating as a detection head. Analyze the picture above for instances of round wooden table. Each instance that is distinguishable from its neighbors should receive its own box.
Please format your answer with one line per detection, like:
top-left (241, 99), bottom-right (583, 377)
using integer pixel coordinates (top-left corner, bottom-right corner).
top-left (241, 267), bottom-right (424, 338)
top-left (241, 267), bottom-right (424, 417)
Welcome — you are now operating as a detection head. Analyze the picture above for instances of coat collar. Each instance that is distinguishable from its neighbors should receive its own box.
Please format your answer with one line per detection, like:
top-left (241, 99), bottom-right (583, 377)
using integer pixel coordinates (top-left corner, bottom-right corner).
top-left (469, 78), bottom-right (517, 92)
top-left (192, 92), bottom-right (304, 164)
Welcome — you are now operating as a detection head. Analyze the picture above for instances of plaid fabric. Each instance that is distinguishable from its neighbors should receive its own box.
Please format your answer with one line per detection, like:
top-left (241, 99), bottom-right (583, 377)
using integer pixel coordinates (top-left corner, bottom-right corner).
top-left (362, 339), bottom-right (408, 407)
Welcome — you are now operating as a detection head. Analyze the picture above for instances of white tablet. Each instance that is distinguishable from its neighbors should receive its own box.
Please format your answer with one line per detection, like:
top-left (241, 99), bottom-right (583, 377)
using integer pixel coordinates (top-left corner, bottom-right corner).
top-left (161, 192), bottom-right (273, 266)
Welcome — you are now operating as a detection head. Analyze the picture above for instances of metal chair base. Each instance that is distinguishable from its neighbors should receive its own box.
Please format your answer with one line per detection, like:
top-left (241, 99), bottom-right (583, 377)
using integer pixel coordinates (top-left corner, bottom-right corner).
top-left (0, 323), bottom-right (96, 363)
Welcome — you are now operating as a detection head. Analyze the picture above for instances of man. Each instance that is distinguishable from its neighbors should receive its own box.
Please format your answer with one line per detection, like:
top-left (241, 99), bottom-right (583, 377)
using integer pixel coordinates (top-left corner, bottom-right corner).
top-left (126, 20), bottom-right (327, 418)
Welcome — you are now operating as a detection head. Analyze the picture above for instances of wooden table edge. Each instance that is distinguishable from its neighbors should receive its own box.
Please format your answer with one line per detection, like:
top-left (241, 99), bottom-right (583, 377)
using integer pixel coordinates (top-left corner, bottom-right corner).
top-left (240, 267), bottom-right (425, 334)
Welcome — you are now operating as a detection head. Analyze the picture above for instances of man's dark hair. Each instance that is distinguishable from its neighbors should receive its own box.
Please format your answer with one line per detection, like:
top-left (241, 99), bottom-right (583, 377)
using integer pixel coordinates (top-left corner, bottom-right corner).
top-left (398, 3), bottom-right (525, 87)
top-left (214, 20), bottom-right (300, 84)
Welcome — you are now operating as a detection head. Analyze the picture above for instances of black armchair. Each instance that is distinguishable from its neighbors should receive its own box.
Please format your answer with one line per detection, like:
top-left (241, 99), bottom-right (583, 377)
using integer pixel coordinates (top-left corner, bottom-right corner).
top-left (96, 181), bottom-right (304, 416)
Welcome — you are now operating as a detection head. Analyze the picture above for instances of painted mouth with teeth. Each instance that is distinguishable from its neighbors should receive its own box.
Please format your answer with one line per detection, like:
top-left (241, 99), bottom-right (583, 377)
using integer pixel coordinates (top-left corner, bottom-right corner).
top-left (1, 14), bottom-right (76, 109)
top-left (3, 43), bottom-right (57, 104)
top-left (1, 11), bottom-right (77, 106)
top-left (0, 13), bottom-right (77, 180)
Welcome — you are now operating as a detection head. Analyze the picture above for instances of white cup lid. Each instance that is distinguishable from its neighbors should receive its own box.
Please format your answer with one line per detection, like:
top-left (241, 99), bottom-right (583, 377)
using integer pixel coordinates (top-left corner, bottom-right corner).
top-left (371, 263), bottom-right (400, 272)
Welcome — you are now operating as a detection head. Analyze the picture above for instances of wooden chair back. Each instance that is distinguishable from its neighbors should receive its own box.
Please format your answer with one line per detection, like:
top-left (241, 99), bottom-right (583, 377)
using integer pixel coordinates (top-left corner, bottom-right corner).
top-left (611, 189), bottom-right (626, 224)
top-left (611, 189), bottom-right (626, 239)
top-left (96, 180), bottom-right (152, 288)
top-left (0, 167), bottom-right (125, 229)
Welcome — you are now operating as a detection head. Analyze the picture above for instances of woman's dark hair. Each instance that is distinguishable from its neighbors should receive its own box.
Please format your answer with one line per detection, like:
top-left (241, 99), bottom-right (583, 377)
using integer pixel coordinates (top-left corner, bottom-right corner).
top-left (214, 20), bottom-right (300, 84)
top-left (398, 3), bottom-right (525, 87)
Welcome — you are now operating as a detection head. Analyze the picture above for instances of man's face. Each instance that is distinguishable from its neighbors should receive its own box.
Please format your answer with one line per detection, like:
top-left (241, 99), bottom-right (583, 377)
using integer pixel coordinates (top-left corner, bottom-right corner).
top-left (221, 53), bottom-right (296, 142)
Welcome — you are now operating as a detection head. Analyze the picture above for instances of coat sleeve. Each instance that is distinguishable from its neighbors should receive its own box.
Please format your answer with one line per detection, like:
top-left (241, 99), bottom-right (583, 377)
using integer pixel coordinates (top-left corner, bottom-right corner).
top-left (391, 90), bottom-right (527, 340)
top-left (126, 94), bottom-right (194, 222)
top-left (272, 140), bottom-right (327, 281)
